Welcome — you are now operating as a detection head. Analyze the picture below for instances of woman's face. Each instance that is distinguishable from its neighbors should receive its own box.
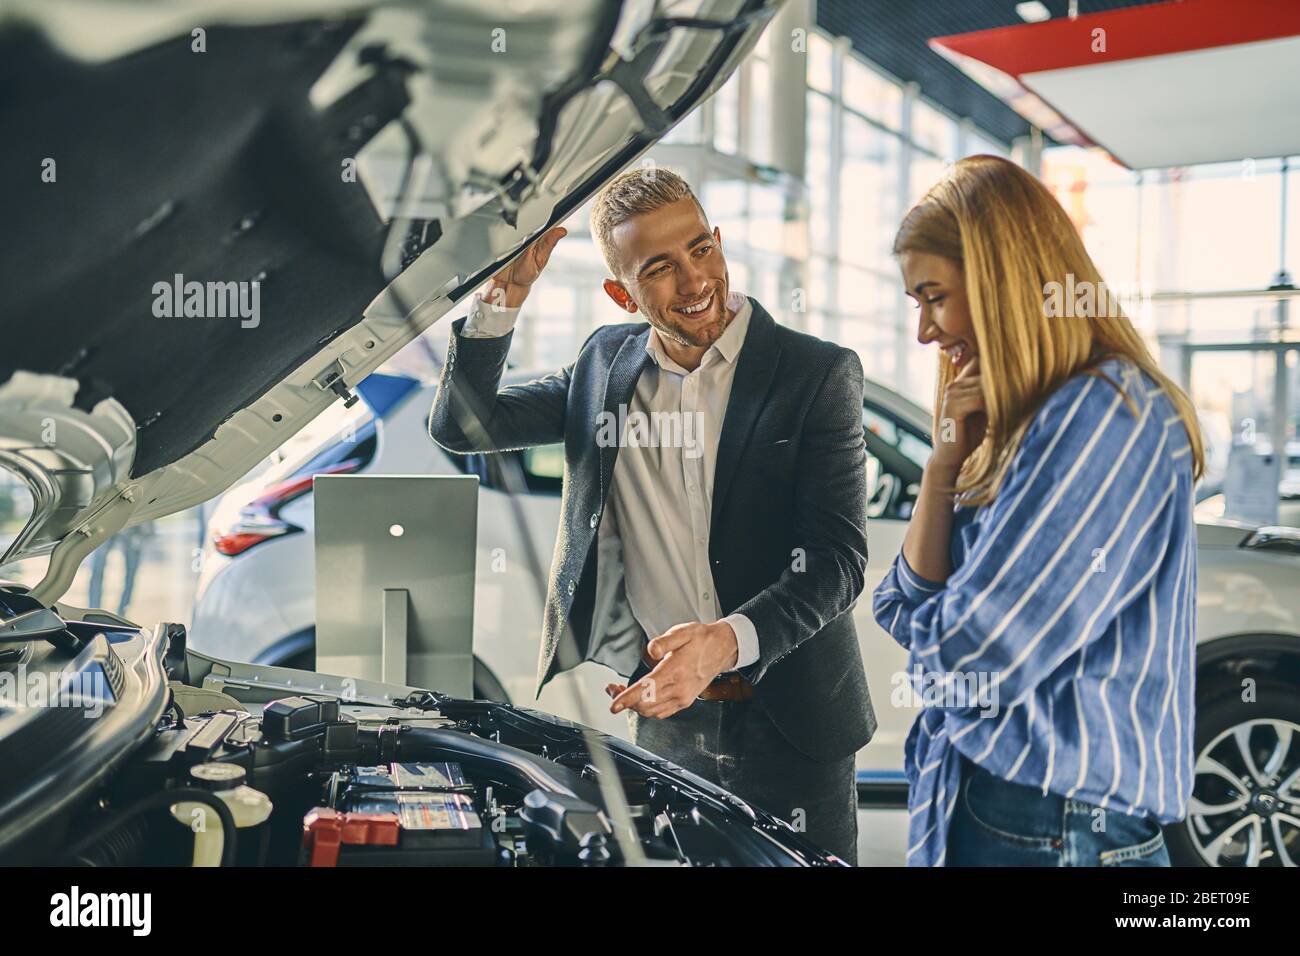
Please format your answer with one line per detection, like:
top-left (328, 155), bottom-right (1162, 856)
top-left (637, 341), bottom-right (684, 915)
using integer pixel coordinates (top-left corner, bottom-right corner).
top-left (899, 250), bottom-right (977, 370)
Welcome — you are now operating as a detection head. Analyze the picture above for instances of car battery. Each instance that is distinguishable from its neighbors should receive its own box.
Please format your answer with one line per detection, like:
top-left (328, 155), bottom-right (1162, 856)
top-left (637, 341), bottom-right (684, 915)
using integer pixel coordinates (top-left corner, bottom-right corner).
top-left (320, 762), bottom-right (498, 865)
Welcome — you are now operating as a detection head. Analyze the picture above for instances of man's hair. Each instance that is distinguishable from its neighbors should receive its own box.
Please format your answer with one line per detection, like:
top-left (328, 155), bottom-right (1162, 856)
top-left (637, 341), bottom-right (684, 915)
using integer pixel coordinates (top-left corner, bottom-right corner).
top-left (589, 166), bottom-right (704, 276)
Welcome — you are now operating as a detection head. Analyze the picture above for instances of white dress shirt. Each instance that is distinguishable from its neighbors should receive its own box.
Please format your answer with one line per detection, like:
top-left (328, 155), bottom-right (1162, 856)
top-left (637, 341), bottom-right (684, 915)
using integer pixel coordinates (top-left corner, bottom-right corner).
top-left (462, 290), bottom-right (760, 670)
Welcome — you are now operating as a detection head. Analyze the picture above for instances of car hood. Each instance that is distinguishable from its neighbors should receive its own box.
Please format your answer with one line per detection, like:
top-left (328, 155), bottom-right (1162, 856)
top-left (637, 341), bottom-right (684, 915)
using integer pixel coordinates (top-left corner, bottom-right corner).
top-left (0, 0), bottom-right (778, 600)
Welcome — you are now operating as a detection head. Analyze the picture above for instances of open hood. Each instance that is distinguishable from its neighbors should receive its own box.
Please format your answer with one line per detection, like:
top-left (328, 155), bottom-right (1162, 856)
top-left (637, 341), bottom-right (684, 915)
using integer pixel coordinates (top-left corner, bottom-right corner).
top-left (0, 0), bottom-right (778, 600)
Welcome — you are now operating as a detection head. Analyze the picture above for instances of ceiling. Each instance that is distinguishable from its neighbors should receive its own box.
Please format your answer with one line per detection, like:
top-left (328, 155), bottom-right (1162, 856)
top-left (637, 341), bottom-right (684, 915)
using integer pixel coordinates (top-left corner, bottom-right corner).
top-left (815, 0), bottom-right (1155, 147)
top-left (929, 0), bottom-right (1300, 168)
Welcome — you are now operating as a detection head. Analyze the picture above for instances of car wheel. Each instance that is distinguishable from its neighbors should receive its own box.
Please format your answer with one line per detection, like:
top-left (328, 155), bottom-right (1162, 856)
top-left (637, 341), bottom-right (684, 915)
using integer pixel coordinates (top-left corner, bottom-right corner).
top-left (1165, 680), bottom-right (1300, 867)
top-left (278, 640), bottom-right (512, 705)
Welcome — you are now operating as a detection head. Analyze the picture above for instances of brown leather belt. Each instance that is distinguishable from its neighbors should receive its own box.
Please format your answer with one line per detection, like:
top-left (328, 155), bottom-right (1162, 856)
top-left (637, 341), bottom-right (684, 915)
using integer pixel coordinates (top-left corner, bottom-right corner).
top-left (641, 649), bottom-right (756, 702)
top-left (697, 672), bottom-right (756, 702)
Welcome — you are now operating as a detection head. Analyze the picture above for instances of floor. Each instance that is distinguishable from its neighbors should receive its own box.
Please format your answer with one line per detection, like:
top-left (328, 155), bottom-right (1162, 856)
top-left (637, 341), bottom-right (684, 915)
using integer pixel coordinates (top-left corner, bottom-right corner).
top-left (857, 808), bottom-right (909, 867)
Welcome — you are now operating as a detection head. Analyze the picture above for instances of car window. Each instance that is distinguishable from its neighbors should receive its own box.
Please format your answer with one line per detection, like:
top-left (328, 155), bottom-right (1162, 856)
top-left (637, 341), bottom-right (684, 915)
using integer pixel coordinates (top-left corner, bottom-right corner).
top-left (450, 444), bottom-right (564, 496)
top-left (863, 402), bottom-right (929, 521)
top-left (522, 445), bottom-right (564, 487)
top-left (289, 421), bottom-right (380, 481)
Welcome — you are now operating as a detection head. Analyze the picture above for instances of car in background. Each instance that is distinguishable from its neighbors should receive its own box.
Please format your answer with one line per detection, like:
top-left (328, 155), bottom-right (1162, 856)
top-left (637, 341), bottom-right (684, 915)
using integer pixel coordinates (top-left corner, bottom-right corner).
top-left (189, 364), bottom-right (597, 729)
top-left (1195, 447), bottom-right (1300, 528)
top-left (193, 363), bottom-right (1300, 867)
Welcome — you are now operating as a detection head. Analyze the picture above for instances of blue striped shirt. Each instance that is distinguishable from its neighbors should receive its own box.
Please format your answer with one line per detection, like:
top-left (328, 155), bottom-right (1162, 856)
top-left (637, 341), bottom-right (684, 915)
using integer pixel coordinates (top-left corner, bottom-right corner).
top-left (872, 357), bottom-right (1198, 867)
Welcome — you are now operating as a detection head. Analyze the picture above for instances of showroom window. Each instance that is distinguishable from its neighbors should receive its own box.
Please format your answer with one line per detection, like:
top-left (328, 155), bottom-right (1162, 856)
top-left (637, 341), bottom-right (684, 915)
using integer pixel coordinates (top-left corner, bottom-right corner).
top-left (1041, 146), bottom-right (1299, 522)
top-left (803, 30), bottom-right (1009, 405)
top-left (471, 26), bottom-right (1013, 409)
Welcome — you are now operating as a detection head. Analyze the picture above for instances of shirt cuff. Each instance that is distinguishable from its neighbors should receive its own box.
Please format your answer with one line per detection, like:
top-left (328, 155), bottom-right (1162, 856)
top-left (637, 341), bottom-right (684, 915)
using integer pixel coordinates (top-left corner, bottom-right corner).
top-left (895, 552), bottom-right (947, 605)
top-left (722, 613), bottom-right (760, 669)
top-left (461, 292), bottom-right (521, 338)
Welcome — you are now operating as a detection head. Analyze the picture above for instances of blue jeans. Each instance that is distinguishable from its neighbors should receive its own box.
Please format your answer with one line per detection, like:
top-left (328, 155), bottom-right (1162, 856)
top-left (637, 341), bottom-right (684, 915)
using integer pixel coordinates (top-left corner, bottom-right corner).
top-left (947, 756), bottom-right (1171, 866)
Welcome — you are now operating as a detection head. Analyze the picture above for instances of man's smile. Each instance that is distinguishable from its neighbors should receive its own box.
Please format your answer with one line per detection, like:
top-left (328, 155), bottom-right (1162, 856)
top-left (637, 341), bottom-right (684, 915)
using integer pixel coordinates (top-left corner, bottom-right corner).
top-left (672, 291), bottom-right (715, 319)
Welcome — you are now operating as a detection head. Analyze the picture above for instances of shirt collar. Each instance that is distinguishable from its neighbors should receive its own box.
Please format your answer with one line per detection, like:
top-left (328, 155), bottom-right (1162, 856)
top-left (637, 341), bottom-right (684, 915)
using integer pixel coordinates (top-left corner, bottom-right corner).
top-left (645, 291), bottom-right (751, 371)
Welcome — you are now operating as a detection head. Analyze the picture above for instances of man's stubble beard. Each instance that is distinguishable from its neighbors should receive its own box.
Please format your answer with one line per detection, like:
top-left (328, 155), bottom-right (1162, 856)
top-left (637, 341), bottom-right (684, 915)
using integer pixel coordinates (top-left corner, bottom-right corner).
top-left (639, 274), bottom-right (732, 350)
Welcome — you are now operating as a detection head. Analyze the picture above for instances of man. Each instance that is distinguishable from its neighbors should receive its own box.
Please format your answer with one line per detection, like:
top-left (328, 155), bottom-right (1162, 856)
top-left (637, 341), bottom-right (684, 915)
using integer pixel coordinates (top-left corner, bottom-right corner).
top-left (429, 168), bottom-right (874, 862)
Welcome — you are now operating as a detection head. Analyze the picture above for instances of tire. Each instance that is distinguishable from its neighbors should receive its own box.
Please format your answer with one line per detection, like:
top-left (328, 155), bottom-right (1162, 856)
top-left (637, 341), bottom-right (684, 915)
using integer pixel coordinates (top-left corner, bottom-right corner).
top-left (1164, 679), bottom-right (1300, 867)
top-left (277, 635), bottom-right (512, 704)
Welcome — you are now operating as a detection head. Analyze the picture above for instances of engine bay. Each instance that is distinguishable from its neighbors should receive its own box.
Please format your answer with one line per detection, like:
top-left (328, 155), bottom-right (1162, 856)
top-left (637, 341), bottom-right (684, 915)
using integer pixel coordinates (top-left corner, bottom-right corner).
top-left (0, 598), bottom-right (839, 868)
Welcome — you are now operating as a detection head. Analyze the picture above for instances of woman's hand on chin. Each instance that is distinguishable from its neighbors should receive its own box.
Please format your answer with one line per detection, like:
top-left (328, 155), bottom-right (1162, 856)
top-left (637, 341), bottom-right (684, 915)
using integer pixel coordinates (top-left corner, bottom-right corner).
top-left (931, 356), bottom-right (986, 472)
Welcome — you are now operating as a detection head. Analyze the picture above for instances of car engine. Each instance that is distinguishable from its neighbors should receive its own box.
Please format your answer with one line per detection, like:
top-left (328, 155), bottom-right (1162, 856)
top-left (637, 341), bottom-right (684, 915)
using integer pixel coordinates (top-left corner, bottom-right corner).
top-left (0, 606), bottom-right (840, 868)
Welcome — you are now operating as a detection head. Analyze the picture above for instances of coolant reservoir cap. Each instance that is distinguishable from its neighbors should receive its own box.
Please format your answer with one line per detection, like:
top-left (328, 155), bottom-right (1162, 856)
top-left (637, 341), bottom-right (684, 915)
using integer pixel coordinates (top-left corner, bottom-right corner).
top-left (190, 762), bottom-right (246, 791)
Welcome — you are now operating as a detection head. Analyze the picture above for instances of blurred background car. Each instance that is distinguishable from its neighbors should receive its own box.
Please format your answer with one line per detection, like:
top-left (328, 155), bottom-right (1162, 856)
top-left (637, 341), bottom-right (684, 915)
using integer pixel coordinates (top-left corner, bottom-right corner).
top-left (189, 349), bottom-right (585, 721)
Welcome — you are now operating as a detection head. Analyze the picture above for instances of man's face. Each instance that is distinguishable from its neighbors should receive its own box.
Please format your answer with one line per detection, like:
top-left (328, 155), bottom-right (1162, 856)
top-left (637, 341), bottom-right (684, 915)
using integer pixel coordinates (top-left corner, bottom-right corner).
top-left (604, 197), bottom-right (731, 350)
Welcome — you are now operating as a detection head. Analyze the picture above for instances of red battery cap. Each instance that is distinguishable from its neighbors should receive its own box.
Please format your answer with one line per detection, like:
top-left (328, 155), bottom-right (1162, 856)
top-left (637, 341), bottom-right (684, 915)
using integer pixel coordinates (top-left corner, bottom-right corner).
top-left (302, 807), bottom-right (400, 867)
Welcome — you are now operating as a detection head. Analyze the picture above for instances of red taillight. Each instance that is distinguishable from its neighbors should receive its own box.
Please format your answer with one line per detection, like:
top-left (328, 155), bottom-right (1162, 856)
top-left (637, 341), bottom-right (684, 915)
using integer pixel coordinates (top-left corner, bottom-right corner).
top-left (211, 459), bottom-right (361, 558)
top-left (252, 473), bottom-right (320, 509)
top-left (213, 526), bottom-right (290, 557)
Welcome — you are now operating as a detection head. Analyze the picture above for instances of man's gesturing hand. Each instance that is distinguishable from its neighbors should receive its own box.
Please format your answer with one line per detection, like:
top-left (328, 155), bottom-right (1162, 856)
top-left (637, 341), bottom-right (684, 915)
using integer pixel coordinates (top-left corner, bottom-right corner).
top-left (482, 225), bottom-right (567, 311)
top-left (606, 621), bottom-right (739, 719)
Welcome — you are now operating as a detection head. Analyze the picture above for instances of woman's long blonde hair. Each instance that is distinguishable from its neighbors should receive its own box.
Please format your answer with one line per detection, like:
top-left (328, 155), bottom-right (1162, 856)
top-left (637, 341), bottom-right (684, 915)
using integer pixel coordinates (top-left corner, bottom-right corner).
top-left (894, 155), bottom-right (1204, 505)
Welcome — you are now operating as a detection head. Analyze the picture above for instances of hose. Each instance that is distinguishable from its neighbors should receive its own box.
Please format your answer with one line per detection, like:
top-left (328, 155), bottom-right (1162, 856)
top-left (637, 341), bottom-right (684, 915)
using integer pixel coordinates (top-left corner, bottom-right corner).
top-left (62, 787), bottom-right (238, 867)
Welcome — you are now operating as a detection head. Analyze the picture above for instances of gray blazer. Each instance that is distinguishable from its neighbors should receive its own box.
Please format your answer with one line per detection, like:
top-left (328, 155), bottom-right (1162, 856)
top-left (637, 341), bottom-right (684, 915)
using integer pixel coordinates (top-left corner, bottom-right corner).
top-left (428, 296), bottom-right (876, 763)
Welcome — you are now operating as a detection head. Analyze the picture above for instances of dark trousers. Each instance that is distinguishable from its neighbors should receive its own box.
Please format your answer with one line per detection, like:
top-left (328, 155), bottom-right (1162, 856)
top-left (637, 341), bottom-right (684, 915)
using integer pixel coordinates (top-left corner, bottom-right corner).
top-left (629, 698), bottom-right (858, 865)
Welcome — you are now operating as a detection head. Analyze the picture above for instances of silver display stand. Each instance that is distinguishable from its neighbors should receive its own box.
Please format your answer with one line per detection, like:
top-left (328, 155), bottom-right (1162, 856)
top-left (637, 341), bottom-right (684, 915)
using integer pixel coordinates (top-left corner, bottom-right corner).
top-left (313, 474), bottom-right (477, 697)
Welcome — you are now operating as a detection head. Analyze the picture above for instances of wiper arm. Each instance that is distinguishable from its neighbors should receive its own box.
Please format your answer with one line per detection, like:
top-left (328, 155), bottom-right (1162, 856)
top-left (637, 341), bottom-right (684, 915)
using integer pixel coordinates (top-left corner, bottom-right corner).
top-left (0, 590), bottom-right (86, 653)
top-left (0, 606), bottom-right (66, 642)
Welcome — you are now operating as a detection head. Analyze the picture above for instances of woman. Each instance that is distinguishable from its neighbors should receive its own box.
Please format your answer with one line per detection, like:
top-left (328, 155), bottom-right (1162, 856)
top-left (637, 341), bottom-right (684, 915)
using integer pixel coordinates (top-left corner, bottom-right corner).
top-left (873, 155), bottom-right (1204, 867)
